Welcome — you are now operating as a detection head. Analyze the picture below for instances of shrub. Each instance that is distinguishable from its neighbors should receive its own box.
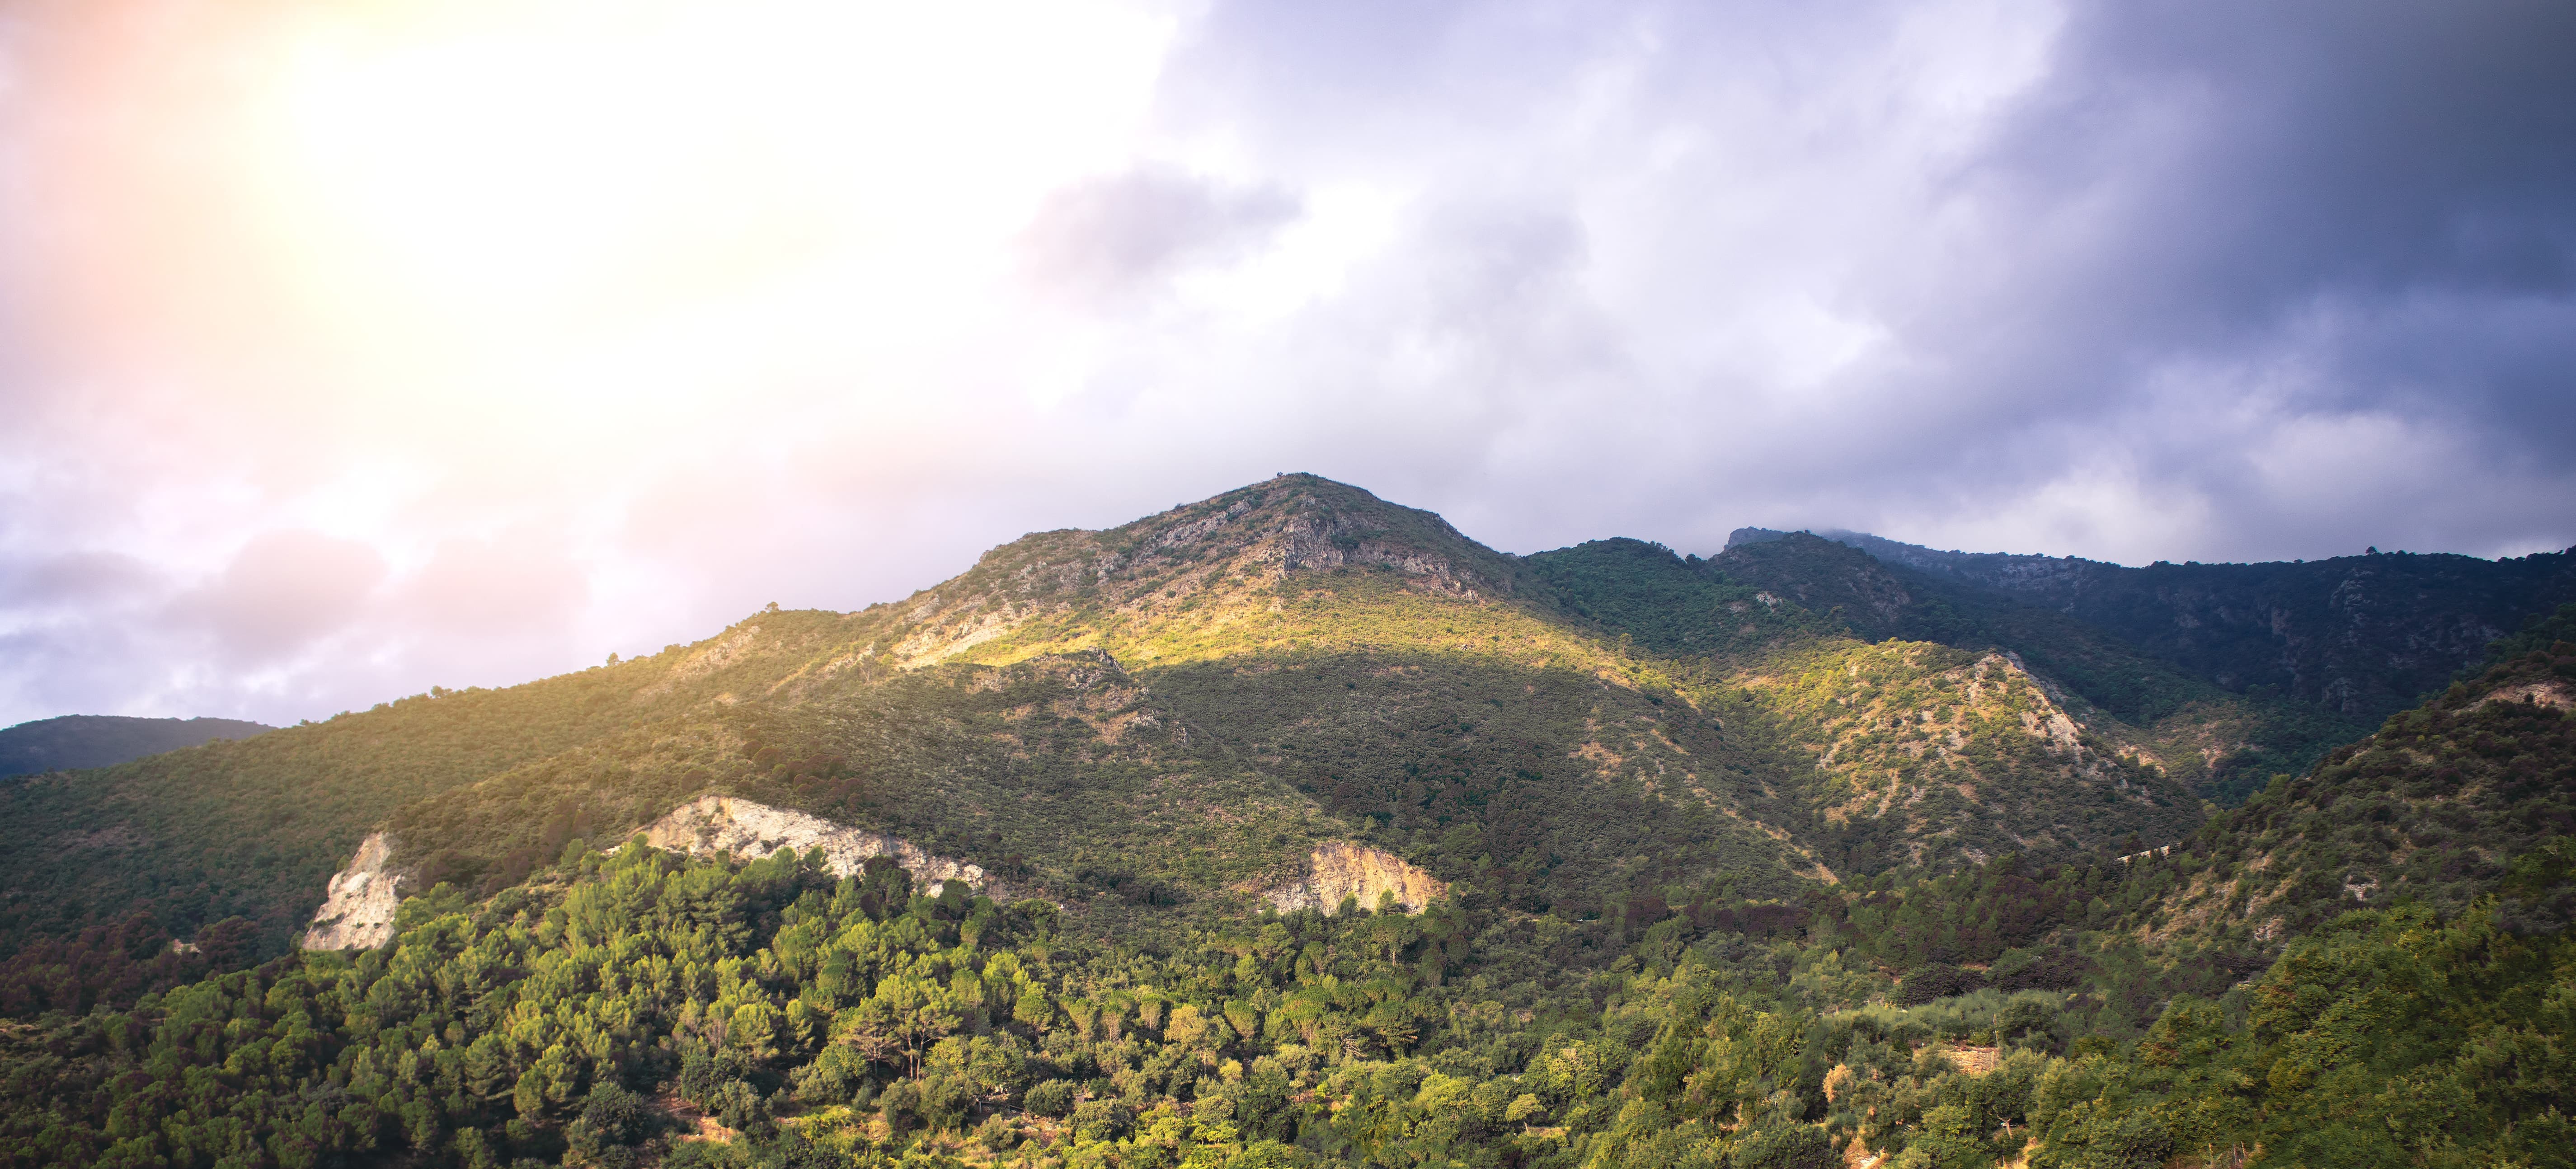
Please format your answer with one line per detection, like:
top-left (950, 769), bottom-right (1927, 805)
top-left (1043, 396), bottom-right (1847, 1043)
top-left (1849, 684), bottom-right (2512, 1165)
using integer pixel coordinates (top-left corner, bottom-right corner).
top-left (1025, 1078), bottom-right (1076, 1117)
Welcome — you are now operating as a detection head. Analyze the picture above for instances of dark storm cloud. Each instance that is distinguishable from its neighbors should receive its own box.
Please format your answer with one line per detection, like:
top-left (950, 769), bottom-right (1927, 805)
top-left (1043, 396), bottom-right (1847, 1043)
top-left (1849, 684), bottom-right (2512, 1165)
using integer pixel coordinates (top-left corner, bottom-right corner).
top-left (1895, 0), bottom-right (2576, 556)
top-left (1956, 0), bottom-right (2576, 428)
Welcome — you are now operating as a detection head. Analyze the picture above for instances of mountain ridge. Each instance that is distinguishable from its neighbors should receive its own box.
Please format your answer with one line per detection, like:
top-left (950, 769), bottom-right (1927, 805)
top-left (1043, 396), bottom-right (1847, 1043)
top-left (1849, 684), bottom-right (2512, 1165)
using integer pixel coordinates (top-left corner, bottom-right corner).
top-left (1729, 525), bottom-right (2576, 724)
top-left (0, 714), bottom-right (274, 779)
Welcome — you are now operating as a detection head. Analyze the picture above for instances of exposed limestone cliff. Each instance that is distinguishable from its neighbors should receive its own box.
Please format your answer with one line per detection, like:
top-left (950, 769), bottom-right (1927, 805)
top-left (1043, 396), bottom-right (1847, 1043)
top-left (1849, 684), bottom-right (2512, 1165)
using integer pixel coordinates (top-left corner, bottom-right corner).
top-left (301, 832), bottom-right (403, 950)
top-left (642, 795), bottom-right (1009, 897)
top-left (1264, 841), bottom-right (1446, 914)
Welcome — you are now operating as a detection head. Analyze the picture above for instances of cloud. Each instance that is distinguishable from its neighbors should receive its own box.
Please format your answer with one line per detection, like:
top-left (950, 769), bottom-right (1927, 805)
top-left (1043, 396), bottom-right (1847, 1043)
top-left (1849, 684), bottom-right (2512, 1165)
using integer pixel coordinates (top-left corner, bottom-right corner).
top-left (1019, 168), bottom-right (1300, 304)
top-left (165, 531), bottom-right (386, 664)
top-left (400, 531), bottom-right (589, 638)
top-left (0, 551), bottom-right (162, 611)
top-left (0, 0), bottom-right (2569, 725)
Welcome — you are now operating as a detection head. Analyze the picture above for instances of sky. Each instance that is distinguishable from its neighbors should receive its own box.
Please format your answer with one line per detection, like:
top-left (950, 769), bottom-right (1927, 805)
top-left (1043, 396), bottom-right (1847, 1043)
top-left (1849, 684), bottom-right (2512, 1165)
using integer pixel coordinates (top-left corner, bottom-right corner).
top-left (0, 0), bottom-right (2571, 727)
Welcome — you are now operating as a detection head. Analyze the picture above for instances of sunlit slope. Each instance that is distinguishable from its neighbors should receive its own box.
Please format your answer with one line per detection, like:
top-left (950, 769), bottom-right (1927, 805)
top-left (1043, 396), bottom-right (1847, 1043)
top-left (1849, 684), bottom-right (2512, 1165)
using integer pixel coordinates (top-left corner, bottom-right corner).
top-left (2, 473), bottom-right (2426, 983)
top-left (380, 476), bottom-right (1826, 917)
top-left (827, 480), bottom-right (2227, 886)
top-left (837, 474), bottom-right (1561, 670)
top-left (0, 607), bottom-right (897, 955)
top-left (375, 651), bottom-right (1359, 934)
top-left (1523, 537), bottom-right (2213, 874)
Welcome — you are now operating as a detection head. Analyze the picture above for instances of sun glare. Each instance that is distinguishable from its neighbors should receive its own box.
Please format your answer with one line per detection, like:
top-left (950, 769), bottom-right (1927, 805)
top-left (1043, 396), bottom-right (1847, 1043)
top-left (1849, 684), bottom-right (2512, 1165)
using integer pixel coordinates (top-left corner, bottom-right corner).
top-left (243, 0), bottom-right (1172, 391)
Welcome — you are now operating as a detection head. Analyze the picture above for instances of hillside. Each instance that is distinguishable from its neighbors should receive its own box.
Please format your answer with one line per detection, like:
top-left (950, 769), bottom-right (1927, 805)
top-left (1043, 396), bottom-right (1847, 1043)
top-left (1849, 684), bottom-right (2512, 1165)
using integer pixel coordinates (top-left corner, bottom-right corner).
top-left (354, 481), bottom-right (1843, 921)
top-left (308, 476), bottom-right (2241, 932)
top-left (1739, 526), bottom-right (2576, 723)
top-left (0, 477), bottom-right (2566, 1168)
top-left (13, 478), bottom-right (2563, 989)
top-left (2133, 634), bottom-right (2576, 949)
top-left (1528, 537), bottom-right (2207, 873)
top-left (0, 612), bottom-right (913, 1007)
top-left (0, 476), bottom-right (2238, 1011)
top-left (0, 650), bottom-right (2561, 1169)
top-left (1716, 532), bottom-right (2381, 803)
top-left (0, 715), bottom-right (273, 779)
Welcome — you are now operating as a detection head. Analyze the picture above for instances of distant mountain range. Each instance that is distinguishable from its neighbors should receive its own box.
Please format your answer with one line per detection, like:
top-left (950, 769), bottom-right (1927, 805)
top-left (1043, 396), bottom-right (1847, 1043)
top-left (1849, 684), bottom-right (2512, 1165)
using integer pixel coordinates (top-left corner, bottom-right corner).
top-left (0, 714), bottom-right (273, 779)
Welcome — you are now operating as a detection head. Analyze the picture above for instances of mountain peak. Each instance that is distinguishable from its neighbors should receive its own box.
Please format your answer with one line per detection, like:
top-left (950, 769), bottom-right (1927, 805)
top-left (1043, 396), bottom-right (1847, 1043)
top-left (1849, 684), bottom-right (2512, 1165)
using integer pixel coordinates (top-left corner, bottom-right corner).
top-left (871, 474), bottom-right (1530, 669)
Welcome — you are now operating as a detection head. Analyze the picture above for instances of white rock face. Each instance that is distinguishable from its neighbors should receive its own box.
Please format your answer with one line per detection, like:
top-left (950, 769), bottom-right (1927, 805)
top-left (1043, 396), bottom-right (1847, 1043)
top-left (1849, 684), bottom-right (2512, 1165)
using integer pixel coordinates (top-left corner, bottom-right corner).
top-left (1264, 841), bottom-right (1447, 915)
top-left (302, 832), bottom-right (403, 950)
top-left (643, 795), bottom-right (998, 894)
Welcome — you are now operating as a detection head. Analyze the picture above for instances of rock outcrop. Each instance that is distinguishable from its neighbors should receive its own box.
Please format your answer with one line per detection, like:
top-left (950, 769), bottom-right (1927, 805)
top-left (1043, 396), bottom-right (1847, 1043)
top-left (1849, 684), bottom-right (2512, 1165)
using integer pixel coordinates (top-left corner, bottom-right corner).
top-left (1264, 841), bottom-right (1446, 914)
top-left (642, 795), bottom-right (1006, 896)
top-left (301, 832), bottom-right (403, 950)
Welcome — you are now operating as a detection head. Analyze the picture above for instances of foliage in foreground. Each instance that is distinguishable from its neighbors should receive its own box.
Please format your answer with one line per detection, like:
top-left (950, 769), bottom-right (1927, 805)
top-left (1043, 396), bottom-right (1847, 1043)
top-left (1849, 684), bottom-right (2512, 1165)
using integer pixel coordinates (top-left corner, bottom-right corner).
top-left (2, 827), bottom-right (2567, 1169)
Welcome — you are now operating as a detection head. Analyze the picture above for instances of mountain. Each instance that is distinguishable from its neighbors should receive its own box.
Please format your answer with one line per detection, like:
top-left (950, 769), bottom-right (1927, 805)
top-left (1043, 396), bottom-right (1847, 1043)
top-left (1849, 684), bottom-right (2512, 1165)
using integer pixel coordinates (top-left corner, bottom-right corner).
top-left (0, 477), bottom-right (2566, 1169)
top-left (2134, 615), bottom-right (2576, 948)
top-left (11, 478), bottom-right (2566, 983)
top-left (0, 715), bottom-right (273, 779)
top-left (1734, 525), bottom-right (2576, 723)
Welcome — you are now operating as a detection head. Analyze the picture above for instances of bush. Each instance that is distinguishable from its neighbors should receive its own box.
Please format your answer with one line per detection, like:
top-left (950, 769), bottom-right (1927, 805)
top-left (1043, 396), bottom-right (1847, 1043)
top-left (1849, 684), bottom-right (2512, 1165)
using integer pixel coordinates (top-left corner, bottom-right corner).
top-left (1025, 1078), bottom-right (1076, 1117)
top-left (789, 1047), bottom-right (862, 1106)
top-left (1735, 1123), bottom-right (1838, 1169)
top-left (1072, 1098), bottom-right (1133, 1142)
top-left (917, 1074), bottom-right (976, 1133)
top-left (570, 1083), bottom-right (653, 1151)
top-left (1897, 963), bottom-right (1986, 1006)
top-left (710, 1080), bottom-right (766, 1132)
top-left (1987, 948), bottom-right (2089, 991)
top-left (677, 1049), bottom-right (752, 1109)
top-left (1229, 1141), bottom-right (1310, 1168)
top-left (878, 1079), bottom-right (922, 1134)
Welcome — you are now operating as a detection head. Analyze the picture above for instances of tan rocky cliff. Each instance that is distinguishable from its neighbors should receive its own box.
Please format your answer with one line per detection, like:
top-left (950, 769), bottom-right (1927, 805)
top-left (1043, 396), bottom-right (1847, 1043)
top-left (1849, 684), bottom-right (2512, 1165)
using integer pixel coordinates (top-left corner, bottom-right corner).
top-left (643, 795), bottom-right (1013, 897)
top-left (301, 832), bottom-right (403, 950)
top-left (1264, 841), bottom-right (1446, 914)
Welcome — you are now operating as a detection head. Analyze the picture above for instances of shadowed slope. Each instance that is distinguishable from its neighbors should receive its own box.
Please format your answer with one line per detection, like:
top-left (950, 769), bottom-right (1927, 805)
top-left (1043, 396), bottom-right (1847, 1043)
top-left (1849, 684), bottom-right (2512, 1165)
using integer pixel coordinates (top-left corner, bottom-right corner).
top-left (0, 715), bottom-right (273, 779)
top-left (1741, 526), bottom-right (2576, 723)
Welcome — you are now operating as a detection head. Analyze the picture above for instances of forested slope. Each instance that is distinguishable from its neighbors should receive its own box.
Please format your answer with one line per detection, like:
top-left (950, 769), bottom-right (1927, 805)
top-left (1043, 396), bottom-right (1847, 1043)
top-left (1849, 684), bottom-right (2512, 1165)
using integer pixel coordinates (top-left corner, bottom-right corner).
top-left (0, 636), bottom-right (2562, 1168)
top-left (1744, 526), bottom-right (2576, 724)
